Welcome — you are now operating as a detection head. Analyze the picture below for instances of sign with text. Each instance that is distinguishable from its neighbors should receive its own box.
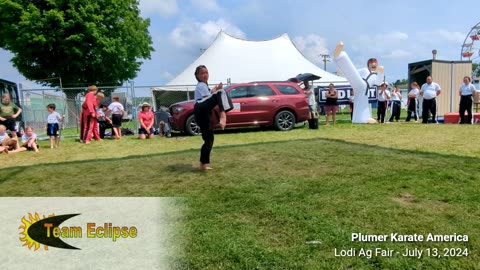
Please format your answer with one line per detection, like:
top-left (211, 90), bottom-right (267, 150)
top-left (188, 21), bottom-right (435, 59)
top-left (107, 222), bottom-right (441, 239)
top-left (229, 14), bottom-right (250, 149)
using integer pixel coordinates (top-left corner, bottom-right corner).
top-left (316, 85), bottom-right (378, 105)
top-left (0, 197), bottom-right (183, 270)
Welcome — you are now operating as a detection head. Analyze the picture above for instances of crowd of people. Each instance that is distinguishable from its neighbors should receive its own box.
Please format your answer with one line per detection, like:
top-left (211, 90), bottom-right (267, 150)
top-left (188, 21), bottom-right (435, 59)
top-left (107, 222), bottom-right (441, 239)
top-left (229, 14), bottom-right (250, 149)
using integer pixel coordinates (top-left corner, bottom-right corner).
top-left (316, 75), bottom-right (477, 125)
top-left (0, 85), bottom-right (165, 155)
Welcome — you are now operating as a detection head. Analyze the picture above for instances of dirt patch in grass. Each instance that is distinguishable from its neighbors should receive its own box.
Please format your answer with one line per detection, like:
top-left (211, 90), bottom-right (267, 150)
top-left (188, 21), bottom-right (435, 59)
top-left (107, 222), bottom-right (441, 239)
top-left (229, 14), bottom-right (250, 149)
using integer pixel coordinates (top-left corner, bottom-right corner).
top-left (392, 193), bottom-right (416, 206)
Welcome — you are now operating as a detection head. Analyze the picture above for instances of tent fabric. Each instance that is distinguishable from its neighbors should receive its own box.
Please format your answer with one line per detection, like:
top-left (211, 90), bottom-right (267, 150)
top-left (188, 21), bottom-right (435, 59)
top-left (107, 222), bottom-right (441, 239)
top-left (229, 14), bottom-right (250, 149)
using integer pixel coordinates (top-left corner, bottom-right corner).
top-left (153, 31), bottom-right (349, 92)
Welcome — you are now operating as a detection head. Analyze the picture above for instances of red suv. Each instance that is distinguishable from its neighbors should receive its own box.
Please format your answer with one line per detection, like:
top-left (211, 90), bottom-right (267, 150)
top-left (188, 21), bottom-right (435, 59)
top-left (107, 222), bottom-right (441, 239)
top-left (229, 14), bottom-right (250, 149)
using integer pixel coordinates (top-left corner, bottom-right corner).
top-left (169, 81), bottom-right (310, 135)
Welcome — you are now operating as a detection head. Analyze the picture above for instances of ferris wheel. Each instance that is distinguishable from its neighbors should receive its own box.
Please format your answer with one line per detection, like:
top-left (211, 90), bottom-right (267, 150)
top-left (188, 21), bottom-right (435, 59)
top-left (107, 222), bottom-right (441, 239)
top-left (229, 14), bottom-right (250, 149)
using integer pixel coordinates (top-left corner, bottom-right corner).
top-left (461, 21), bottom-right (480, 78)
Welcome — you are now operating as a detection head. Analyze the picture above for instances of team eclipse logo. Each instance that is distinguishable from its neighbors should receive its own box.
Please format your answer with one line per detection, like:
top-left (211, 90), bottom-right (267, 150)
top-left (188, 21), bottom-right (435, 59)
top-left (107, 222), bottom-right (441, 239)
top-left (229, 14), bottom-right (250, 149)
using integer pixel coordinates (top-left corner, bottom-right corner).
top-left (19, 212), bottom-right (138, 251)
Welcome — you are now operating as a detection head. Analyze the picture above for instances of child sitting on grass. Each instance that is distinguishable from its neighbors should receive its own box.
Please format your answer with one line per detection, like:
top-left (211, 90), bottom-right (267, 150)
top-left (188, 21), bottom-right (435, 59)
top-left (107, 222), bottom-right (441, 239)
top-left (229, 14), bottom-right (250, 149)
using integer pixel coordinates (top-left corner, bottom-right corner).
top-left (9, 126), bottom-right (39, 153)
top-left (0, 124), bottom-right (18, 154)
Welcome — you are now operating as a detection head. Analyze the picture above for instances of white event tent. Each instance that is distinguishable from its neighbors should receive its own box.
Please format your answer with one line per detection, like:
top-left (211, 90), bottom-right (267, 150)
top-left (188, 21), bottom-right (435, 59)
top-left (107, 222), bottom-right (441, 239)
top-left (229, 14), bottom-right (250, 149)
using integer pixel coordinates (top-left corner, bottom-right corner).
top-left (152, 31), bottom-right (349, 94)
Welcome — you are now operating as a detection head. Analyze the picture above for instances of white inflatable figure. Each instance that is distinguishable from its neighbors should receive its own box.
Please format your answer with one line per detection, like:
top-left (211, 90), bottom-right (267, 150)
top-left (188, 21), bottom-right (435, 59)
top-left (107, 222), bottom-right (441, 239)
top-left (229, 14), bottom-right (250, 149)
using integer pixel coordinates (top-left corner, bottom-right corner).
top-left (333, 42), bottom-right (384, 123)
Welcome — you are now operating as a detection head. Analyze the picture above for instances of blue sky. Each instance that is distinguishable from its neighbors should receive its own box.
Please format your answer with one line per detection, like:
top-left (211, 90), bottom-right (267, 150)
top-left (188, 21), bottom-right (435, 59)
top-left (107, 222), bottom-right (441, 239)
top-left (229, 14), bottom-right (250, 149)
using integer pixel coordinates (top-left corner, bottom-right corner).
top-left (1, 0), bottom-right (479, 90)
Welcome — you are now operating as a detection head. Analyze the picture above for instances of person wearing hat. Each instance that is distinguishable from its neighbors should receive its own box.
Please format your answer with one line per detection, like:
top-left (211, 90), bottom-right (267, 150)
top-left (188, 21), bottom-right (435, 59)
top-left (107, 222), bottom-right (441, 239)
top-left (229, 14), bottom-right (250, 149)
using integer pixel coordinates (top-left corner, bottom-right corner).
top-left (377, 82), bottom-right (391, 123)
top-left (138, 102), bottom-right (155, 139)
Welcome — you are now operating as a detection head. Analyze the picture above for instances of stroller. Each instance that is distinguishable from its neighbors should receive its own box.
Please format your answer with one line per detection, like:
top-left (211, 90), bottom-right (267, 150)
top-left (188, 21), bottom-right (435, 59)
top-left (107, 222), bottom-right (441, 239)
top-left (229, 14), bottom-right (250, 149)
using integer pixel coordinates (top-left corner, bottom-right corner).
top-left (154, 106), bottom-right (172, 137)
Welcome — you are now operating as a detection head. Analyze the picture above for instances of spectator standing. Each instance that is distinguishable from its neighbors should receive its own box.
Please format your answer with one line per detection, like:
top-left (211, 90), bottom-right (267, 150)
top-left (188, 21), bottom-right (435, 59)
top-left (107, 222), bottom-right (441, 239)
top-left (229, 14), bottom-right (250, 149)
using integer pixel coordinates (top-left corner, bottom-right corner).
top-left (80, 85), bottom-right (98, 143)
top-left (406, 82), bottom-right (420, 122)
top-left (303, 80), bottom-right (317, 119)
top-left (389, 86), bottom-right (402, 122)
top-left (0, 93), bottom-right (22, 145)
top-left (325, 83), bottom-right (338, 125)
top-left (348, 89), bottom-right (354, 121)
top-left (107, 96), bottom-right (125, 139)
top-left (377, 82), bottom-right (391, 123)
top-left (420, 76), bottom-right (441, 124)
top-left (459, 76), bottom-right (476, 124)
top-left (46, 103), bottom-right (64, 148)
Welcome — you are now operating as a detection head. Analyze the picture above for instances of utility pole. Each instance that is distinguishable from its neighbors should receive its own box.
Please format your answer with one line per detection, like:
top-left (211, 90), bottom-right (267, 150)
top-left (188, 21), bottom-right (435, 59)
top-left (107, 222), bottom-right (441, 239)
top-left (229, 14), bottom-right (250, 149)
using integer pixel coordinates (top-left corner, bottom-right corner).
top-left (319, 54), bottom-right (330, 70)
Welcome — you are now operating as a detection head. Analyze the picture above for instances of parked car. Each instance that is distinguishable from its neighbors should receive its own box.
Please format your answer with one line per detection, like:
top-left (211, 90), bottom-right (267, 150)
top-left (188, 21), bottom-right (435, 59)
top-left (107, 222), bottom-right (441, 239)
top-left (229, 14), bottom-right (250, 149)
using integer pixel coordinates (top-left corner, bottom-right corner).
top-left (169, 81), bottom-right (310, 135)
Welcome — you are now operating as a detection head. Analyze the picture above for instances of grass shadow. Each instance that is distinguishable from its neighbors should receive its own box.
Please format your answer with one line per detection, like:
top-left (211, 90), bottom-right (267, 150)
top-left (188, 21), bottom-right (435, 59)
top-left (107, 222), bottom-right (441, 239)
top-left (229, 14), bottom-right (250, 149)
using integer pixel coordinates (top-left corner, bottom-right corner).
top-left (166, 163), bottom-right (200, 173)
top-left (1, 136), bottom-right (479, 176)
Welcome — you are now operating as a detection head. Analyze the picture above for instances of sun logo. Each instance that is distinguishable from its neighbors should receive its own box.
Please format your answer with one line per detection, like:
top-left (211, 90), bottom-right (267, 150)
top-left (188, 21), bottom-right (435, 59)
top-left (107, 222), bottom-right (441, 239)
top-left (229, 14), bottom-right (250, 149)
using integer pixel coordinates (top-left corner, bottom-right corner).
top-left (19, 212), bottom-right (55, 251)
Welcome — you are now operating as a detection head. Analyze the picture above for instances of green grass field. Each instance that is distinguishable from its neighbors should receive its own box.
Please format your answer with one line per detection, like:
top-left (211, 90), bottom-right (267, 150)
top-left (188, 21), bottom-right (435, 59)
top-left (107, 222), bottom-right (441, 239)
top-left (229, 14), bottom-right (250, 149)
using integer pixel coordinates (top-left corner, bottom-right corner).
top-left (1, 122), bottom-right (479, 269)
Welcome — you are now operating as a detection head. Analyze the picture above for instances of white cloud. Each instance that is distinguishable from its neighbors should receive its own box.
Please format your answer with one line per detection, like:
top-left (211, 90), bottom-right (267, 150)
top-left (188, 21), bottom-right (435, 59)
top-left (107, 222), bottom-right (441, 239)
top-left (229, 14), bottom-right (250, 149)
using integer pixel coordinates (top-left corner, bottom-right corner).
top-left (161, 71), bottom-right (174, 81)
top-left (190, 0), bottom-right (221, 12)
top-left (293, 34), bottom-right (329, 65)
top-left (418, 29), bottom-right (465, 44)
top-left (385, 31), bottom-right (409, 41)
top-left (352, 31), bottom-right (409, 54)
top-left (169, 19), bottom-right (246, 49)
top-left (383, 49), bottom-right (412, 59)
top-left (139, 0), bottom-right (178, 17)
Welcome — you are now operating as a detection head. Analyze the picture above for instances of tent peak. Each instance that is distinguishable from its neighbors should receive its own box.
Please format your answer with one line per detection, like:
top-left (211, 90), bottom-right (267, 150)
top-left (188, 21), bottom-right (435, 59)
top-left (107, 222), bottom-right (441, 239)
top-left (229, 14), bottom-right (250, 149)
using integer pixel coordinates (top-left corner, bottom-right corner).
top-left (218, 30), bottom-right (291, 43)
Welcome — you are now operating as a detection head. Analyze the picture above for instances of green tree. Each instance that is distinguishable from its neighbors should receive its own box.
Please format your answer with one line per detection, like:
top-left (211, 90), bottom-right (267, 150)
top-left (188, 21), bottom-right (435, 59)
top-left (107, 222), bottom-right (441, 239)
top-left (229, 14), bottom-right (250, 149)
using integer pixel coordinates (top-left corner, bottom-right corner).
top-left (0, 0), bottom-right (153, 90)
top-left (393, 79), bottom-right (408, 86)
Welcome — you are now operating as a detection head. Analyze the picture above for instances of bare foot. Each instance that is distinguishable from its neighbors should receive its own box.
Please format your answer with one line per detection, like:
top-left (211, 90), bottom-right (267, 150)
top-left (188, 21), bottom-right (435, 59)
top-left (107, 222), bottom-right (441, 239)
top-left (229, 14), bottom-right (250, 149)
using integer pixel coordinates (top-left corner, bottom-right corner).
top-left (333, 41), bottom-right (343, 57)
top-left (200, 163), bottom-right (213, 171)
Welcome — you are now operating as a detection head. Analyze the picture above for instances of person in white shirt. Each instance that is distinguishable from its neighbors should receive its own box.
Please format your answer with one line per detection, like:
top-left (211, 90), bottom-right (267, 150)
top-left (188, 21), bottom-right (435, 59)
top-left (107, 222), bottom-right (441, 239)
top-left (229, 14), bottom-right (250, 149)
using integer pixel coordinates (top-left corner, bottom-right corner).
top-left (46, 103), bottom-right (64, 148)
top-left (193, 65), bottom-right (233, 171)
top-left (458, 76), bottom-right (477, 124)
top-left (377, 82), bottom-right (391, 123)
top-left (16, 126), bottom-right (39, 153)
top-left (303, 80), bottom-right (317, 120)
top-left (107, 96), bottom-right (125, 139)
top-left (406, 82), bottom-right (420, 122)
top-left (388, 86), bottom-right (402, 122)
top-left (420, 76), bottom-right (441, 123)
top-left (348, 89), bottom-right (354, 121)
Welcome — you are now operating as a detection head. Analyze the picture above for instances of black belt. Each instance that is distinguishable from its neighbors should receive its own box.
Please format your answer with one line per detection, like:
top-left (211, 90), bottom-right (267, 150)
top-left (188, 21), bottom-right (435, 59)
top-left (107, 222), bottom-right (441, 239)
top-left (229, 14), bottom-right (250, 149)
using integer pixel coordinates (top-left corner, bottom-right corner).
top-left (461, 94), bottom-right (472, 97)
top-left (424, 98), bottom-right (436, 100)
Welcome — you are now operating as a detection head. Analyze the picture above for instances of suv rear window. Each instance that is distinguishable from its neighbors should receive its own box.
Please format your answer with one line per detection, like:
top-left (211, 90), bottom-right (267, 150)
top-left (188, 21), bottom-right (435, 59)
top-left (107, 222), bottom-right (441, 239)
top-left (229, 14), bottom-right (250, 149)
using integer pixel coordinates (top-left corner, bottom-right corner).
top-left (275, 85), bottom-right (300, 95)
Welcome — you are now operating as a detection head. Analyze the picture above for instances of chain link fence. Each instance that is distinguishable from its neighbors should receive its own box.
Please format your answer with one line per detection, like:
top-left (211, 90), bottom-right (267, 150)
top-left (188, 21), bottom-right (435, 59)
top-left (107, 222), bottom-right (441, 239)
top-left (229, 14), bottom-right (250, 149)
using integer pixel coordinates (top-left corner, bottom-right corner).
top-left (150, 85), bottom-right (195, 111)
top-left (20, 85), bottom-right (136, 138)
top-left (18, 84), bottom-right (187, 139)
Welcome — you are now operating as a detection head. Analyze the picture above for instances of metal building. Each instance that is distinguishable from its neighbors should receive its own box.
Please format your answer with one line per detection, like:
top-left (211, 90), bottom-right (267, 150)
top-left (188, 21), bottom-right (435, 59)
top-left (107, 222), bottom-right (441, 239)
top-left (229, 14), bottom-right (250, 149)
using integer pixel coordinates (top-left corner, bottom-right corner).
top-left (408, 59), bottom-right (472, 116)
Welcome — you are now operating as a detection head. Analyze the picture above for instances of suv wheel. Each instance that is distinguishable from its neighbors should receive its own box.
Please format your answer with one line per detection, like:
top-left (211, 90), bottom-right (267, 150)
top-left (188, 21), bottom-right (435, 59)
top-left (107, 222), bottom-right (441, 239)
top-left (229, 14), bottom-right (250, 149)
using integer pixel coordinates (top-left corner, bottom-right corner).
top-left (185, 114), bottom-right (201, 136)
top-left (274, 110), bottom-right (295, 131)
